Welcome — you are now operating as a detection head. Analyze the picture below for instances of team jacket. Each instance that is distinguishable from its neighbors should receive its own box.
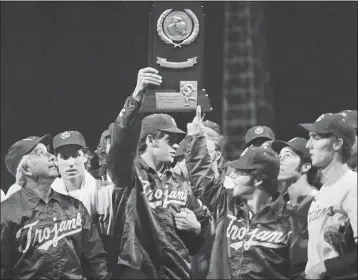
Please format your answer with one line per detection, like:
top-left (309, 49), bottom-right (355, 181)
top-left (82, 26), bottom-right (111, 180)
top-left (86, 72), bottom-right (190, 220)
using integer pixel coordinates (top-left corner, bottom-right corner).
top-left (0, 186), bottom-right (110, 280)
top-left (198, 178), bottom-right (299, 279)
top-left (107, 95), bottom-right (213, 279)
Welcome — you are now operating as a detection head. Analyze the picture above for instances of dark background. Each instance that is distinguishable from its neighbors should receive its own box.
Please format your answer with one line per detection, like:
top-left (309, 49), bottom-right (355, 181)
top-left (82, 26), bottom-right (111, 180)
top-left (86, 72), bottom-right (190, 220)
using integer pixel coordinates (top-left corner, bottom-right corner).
top-left (1, 2), bottom-right (356, 192)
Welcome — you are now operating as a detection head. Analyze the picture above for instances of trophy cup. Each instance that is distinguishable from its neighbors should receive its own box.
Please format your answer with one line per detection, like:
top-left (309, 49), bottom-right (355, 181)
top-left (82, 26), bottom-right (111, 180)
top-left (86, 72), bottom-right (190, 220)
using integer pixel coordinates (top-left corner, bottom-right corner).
top-left (140, 2), bottom-right (212, 113)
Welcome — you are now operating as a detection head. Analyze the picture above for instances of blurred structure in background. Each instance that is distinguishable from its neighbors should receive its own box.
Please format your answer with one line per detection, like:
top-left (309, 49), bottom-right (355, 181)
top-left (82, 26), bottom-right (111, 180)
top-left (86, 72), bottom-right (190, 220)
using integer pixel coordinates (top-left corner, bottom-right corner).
top-left (222, 2), bottom-right (274, 161)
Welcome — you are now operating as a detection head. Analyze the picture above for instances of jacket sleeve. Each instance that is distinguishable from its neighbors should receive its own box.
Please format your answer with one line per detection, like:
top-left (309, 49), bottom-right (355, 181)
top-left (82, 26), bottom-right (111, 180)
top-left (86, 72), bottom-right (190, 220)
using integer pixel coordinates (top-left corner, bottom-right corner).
top-left (107, 95), bottom-right (142, 189)
top-left (81, 205), bottom-right (111, 280)
top-left (181, 194), bottom-right (211, 256)
top-left (1, 219), bottom-right (13, 279)
top-left (183, 132), bottom-right (216, 198)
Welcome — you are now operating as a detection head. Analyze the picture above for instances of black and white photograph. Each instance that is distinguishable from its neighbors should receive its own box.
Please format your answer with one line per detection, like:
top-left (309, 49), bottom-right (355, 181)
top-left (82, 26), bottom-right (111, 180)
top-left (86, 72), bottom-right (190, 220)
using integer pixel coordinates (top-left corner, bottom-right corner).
top-left (1, 1), bottom-right (357, 279)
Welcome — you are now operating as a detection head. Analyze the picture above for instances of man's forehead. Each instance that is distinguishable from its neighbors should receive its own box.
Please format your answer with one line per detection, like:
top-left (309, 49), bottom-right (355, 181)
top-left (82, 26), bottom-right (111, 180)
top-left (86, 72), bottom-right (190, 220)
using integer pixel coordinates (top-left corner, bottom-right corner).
top-left (57, 145), bottom-right (82, 156)
top-left (280, 146), bottom-right (298, 155)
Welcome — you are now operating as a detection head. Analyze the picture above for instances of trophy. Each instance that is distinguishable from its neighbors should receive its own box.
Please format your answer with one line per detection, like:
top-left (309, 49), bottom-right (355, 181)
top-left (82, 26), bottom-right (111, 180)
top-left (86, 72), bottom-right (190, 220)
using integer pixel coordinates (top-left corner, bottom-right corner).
top-left (140, 2), bottom-right (212, 113)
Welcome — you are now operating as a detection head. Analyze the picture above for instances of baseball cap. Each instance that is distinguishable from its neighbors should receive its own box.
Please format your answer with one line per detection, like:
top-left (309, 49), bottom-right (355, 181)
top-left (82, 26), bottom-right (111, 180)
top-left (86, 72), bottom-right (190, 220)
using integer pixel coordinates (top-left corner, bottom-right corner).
top-left (53, 131), bottom-right (87, 151)
top-left (244, 126), bottom-right (275, 146)
top-left (299, 113), bottom-right (356, 149)
top-left (5, 134), bottom-right (52, 177)
top-left (140, 114), bottom-right (185, 139)
top-left (227, 146), bottom-right (280, 178)
top-left (271, 137), bottom-right (310, 160)
top-left (339, 110), bottom-right (357, 129)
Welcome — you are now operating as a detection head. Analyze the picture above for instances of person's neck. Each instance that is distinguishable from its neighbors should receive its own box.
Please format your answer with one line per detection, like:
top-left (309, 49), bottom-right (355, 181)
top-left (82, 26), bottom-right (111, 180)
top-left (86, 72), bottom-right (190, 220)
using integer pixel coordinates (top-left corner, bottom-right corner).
top-left (321, 159), bottom-right (349, 186)
top-left (287, 175), bottom-right (315, 205)
top-left (246, 191), bottom-right (272, 214)
top-left (63, 174), bottom-right (85, 192)
top-left (26, 177), bottom-right (54, 204)
top-left (141, 152), bottom-right (164, 172)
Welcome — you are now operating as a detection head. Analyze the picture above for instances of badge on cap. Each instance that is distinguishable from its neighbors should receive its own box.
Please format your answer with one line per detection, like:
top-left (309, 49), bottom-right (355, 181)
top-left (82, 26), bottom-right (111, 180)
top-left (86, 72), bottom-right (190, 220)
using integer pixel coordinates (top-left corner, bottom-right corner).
top-left (23, 137), bottom-right (36, 141)
top-left (61, 132), bottom-right (71, 139)
top-left (255, 127), bottom-right (264, 134)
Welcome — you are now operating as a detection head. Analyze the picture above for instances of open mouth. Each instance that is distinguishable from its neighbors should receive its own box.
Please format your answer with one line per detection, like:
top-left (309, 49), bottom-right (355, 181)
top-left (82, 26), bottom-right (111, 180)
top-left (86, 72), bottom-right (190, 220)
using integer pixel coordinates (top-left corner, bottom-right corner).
top-left (49, 164), bottom-right (57, 169)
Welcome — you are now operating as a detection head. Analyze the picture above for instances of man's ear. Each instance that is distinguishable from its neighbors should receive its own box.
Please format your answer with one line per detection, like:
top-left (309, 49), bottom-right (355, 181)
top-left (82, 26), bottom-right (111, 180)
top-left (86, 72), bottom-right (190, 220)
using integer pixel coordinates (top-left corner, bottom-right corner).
top-left (83, 153), bottom-right (88, 163)
top-left (146, 135), bottom-right (156, 148)
top-left (254, 178), bottom-right (263, 188)
top-left (23, 164), bottom-right (32, 177)
top-left (333, 138), bottom-right (343, 151)
top-left (301, 162), bottom-right (312, 174)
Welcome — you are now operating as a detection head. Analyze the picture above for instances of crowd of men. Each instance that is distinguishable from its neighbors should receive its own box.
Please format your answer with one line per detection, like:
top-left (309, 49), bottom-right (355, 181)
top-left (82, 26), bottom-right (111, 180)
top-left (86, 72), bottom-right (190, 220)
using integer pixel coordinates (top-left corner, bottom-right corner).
top-left (1, 67), bottom-right (357, 279)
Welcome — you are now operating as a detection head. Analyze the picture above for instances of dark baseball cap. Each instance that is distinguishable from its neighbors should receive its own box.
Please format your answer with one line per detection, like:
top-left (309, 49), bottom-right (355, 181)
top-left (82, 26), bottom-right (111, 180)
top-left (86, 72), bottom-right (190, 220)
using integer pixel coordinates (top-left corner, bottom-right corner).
top-left (271, 137), bottom-right (310, 160)
top-left (299, 113), bottom-right (356, 149)
top-left (53, 131), bottom-right (87, 151)
top-left (339, 110), bottom-right (357, 129)
top-left (227, 146), bottom-right (280, 178)
top-left (245, 126), bottom-right (275, 146)
top-left (5, 134), bottom-right (52, 177)
top-left (140, 114), bottom-right (185, 139)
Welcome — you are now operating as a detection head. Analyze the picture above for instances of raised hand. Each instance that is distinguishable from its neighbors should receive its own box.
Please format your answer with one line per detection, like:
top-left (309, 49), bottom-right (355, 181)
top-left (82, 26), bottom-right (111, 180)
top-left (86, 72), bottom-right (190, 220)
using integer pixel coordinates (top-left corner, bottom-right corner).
top-left (187, 105), bottom-right (205, 135)
top-left (132, 67), bottom-right (162, 101)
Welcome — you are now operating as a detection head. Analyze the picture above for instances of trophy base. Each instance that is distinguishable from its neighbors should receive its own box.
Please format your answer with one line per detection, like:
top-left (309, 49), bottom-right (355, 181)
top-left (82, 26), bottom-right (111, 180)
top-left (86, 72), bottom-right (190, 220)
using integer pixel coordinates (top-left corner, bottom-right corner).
top-left (140, 89), bottom-right (212, 113)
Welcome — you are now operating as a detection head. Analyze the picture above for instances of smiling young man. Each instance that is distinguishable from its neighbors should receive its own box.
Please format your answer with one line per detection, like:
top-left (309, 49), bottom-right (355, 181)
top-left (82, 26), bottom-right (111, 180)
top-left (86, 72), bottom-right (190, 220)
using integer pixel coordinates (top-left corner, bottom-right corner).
top-left (299, 113), bottom-right (357, 279)
top-left (107, 67), bottom-right (213, 279)
top-left (198, 146), bottom-right (298, 279)
top-left (271, 137), bottom-right (319, 279)
top-left (51, 131), bottom-right (114, 239)
top-left (1, 135), bottom-right (110, 279)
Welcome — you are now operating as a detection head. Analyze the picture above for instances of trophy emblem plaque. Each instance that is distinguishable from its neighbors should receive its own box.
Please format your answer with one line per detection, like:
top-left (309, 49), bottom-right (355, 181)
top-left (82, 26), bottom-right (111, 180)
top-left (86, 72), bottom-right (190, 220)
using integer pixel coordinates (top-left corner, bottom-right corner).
top-left (140, 2), bottom-right (211, 113)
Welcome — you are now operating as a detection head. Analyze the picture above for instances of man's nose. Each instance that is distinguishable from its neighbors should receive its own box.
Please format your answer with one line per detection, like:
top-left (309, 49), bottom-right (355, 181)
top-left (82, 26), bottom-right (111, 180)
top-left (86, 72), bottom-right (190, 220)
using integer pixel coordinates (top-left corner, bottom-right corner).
top-left (67, 157), bottom-right (75, 165)
top-left (306, 138), bottom-right (312, 149)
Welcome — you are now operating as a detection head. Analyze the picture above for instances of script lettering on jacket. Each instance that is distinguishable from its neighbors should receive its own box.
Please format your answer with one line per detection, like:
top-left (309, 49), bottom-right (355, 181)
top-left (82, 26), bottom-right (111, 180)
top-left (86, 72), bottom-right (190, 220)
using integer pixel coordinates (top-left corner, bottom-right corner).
top-left (226, 214), bottom-right (291, 250)
top-left (139, 176), bottom-right (188, 209)
top-left (16, 213), bottom-right (83, 253)
top-left (307, 206), bottom-right (334, 223)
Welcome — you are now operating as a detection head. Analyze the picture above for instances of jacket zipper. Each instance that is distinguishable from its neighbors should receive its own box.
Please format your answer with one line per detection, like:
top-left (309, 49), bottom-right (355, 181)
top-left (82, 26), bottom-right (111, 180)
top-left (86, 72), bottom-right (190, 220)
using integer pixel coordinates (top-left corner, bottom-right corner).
top-left (236, 211), bottom-right (253, 279)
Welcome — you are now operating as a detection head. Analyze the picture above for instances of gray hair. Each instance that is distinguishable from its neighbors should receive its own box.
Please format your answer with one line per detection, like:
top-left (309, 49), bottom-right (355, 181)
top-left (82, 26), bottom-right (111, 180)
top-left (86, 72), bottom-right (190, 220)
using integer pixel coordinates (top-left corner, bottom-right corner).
top-left (15, 155), bottom-right (30, 187)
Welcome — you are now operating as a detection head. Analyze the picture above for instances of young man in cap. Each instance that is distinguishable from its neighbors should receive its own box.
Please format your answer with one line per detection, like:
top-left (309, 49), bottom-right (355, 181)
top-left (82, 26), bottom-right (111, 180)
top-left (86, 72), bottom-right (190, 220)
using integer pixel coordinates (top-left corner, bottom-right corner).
top-left (51, 130), bottom-right (114, 237)
top-left (1, 135), bottom-right (110, 279)
top-left (198, 146), bottom-right (298, 279)
top-left (299, 113), bottom-right (357, 279)
top-left (4, 135), bottom-right (52, 199)
top-left (107, 67), bottom-right (212, 279)
top-left (271, 137), bottom-right (319, 279)
top-left (339, 109), bottom-right (357, 171)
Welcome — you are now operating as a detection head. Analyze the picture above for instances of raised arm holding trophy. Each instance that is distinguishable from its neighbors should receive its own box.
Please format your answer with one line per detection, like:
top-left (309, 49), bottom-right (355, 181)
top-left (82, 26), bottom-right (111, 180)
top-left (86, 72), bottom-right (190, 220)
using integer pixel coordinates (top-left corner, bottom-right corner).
top-left (140, 2), bottom-right (212, 113)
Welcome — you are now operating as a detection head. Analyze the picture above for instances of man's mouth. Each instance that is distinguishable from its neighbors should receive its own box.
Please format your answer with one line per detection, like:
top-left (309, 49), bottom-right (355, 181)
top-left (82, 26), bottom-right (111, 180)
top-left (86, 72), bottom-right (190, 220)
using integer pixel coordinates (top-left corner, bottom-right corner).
top-left (67, 169), bottom-right (77, 173)
top-left (49, 164), bottom-right (58, 169)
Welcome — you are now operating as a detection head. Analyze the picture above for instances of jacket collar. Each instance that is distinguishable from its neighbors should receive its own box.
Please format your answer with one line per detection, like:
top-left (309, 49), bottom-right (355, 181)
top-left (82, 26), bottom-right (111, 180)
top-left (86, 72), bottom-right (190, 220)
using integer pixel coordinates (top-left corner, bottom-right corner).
top-left (21, 185), bottom-right (62, 209)
top-left (237, 193), bottom-right (286, 220)
top-left (135, 155), bottom-right (175, 178)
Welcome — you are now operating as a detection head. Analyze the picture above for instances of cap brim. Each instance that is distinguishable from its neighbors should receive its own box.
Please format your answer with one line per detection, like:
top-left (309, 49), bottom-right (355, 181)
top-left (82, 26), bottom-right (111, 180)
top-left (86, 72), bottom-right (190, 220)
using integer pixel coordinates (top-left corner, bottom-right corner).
top-left (160, 127), bottom-right (186, 135)
top-left (299, 123), bottom-right (330, 134)
top-left (271, 140), bottom-right (289, 154)
top-left (26, 134), bottom-right (52, 154)
top-left (227, 159), bottom-right (253, 170)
